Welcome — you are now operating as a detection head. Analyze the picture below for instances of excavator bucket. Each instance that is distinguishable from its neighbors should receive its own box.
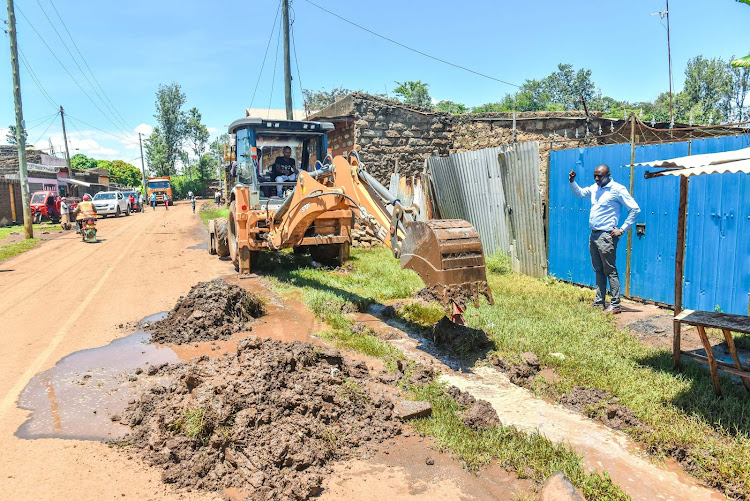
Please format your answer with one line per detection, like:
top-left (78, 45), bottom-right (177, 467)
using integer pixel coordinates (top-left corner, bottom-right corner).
top-left (400, 219), bottom-right (494, 311)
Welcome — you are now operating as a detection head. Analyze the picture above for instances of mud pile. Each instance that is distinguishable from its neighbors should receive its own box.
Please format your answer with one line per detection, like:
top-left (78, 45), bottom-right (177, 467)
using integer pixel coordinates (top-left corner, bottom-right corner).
top-left (120, 337), bottom-right (401, 500)
top-left (446, 385), bottom-right (500, 430)
top-left (428, 317), bottom-right (491, 355)
top-left (561, 386), bottom-right (644, 432)
top-left (150, 279), bottom-right (265, 344)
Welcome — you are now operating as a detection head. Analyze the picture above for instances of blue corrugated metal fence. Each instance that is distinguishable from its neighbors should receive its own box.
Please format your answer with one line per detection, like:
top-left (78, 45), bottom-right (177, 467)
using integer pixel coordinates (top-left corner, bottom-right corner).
top-left (548, 134), bottom-right (750, 315)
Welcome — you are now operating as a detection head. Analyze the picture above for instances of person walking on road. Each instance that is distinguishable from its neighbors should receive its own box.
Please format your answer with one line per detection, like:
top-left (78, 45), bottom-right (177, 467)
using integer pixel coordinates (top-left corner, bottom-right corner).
top-left (150, 192), bottom-right (157, 211)
top-left (569, 164), bottom-right (640, 314)
top-left (191, 194), bottom-right (196, 213)
top-left (59, 197), bottom-right (70, 230)
top-left (138, 192), bottom-right (144, 212)
top-left (163, 193), bottom-right (169, 210)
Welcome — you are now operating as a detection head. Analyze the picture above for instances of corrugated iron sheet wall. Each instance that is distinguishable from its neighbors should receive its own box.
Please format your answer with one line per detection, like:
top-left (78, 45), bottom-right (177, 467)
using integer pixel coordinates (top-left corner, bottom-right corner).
top-left (549, 134), bottom-right (750, 315)
top-left (427, 142), bottom-right (546, 277)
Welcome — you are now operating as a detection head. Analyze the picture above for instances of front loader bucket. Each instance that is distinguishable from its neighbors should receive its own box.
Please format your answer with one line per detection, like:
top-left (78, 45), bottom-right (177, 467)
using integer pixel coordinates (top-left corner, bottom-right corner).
top-left (400, 219), bottom-right (493, 310)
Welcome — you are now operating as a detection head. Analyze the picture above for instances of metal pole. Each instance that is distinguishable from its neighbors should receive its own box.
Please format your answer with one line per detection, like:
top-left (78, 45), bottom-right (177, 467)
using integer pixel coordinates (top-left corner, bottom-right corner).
top-left (666, 0), bottom-right (674, 125)
top-left (7, 0), bottom-right (33, 238)
top-left (138, 133), bottom-right (147, 190)
top-left (282, 0), bottom-right (293, 120)
top-left (60, 105), bottom-right (71, 169)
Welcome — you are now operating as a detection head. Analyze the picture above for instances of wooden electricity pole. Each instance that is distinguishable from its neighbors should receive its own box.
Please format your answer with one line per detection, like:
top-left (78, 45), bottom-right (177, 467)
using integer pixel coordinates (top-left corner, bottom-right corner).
top-left (138, 133), bottom-right (148, 190)
top-left (282, 0), bottom-right (293, 120)
top-left (6, 0), bottom-right (33, 238)
top-left (60, 106), bottom-right (71, 169)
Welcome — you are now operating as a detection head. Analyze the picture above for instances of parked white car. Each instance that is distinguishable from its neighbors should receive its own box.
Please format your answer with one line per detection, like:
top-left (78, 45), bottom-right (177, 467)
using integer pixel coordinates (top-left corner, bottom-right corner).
top-left (92, 191), bottom-right (130, 217)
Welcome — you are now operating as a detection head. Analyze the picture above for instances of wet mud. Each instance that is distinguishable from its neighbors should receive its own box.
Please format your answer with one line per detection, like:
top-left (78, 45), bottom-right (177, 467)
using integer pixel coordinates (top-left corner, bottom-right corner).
top-left (428, 317), bottom-right (491, 356)
top-left (119, 338), bottom-right (402, 500)
top-left (151, 278), bottom-right (266, 344)
top-left (446, 385), bottom-right (499, 430)
top-left (560, 386), bottom-right (644, 432)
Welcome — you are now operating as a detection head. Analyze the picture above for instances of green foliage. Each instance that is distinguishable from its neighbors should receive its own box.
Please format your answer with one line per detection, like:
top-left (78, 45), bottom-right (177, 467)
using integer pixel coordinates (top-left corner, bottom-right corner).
top-left (6, 124), bottom-right (30, 146)
top-left (185, 107), bottom-right (209, 174)
top-left (302, 87), bottom-right (352, 111)
top-left (96, 159), bottom-right (111, 171)
top-left (199, 205), bottom-right (229, 226)
top-left (110, 160), bottom-right (142, 188)
top-left (145, 127), bottom-right (169, 177)
top-left (0, 238), bottom-right (40, 262)
top-left (71, 153), bottom-right (98, 170)
top-left (171, 175), bottom-right (205, 199)
top-left (470, 102), bottom-right (510, 113)
top-left (434, 100), bottom-right (467, 114)
top-left (393, 80), bottom-right (432, 108)
top-left (154, 83), bottom-right (187, 176)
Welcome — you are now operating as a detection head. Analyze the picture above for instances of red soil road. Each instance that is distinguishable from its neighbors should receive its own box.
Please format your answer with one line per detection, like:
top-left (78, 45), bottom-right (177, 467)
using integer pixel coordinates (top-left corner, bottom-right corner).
top-left (0, 202), bottom-right (532, 501)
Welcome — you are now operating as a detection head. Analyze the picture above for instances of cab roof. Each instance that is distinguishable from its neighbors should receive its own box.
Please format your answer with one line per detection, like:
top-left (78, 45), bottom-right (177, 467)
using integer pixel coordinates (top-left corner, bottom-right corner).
top-left (228, 117), bottom-right (334, 135)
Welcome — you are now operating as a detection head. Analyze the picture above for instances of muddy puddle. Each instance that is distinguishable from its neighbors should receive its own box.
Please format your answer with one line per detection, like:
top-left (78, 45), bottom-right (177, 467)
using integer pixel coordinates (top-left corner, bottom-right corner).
top-left (16, 279), bottom-right (329, 442)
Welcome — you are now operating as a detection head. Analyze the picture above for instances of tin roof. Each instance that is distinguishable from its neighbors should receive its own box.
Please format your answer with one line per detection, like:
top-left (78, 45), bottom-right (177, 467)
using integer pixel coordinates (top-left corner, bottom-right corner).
top-left (641, 147), bottom-right (750, 178)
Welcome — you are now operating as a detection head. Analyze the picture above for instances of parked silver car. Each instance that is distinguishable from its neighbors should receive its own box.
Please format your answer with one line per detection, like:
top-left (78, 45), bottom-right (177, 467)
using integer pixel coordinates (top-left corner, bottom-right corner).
top-left (92, 191), bottom-right (130, 217)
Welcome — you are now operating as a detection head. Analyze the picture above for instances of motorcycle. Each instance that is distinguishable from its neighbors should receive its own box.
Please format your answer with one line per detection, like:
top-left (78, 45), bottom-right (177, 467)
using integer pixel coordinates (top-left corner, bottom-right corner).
top-left (81, 217), bottom-right (97, 243)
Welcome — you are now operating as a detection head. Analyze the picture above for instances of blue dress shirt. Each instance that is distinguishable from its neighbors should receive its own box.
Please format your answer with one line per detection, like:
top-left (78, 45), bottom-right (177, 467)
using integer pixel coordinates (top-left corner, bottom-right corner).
top-left (569, 178), bottom-right (641, 232)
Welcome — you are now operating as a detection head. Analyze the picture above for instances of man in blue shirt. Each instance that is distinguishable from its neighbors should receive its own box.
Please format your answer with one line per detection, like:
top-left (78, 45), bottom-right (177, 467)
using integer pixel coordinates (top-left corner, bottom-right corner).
top-left (569, 164), bottom-right (640, 314)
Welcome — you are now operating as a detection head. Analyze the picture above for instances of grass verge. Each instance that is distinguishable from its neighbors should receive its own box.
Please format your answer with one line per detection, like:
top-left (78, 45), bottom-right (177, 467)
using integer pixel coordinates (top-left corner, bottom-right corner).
top-left (0, 223), bottom-right (61, 241)
top-left (199, 206), bottom-right (229, 227)
top-left (0, 238), bottom-right (40, 262)
top-left (253, 248), bottom-right (628, 499)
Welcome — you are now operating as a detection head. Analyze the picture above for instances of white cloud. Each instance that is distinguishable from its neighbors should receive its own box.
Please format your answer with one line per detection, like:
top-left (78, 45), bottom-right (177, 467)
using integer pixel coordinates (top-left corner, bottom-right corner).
top-left (207, 127), bottom-right (218, 133)
top-left (88, 147), bottom-right (119, 156)
top-left (134, 123), bottom-right (153, 136)
top-left (0, 128), bottom-right (10, 144)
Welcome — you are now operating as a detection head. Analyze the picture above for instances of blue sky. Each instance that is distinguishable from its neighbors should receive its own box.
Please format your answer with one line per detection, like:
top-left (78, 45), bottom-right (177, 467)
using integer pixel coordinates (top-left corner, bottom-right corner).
top-left (1, 0), bottom-right (747, 169)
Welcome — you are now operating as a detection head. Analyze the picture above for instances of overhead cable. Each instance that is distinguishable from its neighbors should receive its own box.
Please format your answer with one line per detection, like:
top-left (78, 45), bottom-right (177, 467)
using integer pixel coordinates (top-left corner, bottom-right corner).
top-left (250, 0), bottom-right (283, 109)
top-left (303, 0), bottom-right (520, 88)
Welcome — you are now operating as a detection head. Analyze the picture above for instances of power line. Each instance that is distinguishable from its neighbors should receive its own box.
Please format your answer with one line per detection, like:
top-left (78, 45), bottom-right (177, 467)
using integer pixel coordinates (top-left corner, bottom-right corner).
top-left (267, 11), bottom-right (283, 116)
top-left (24, 111), bottom-right (59, 128)
top-left (45, 0), bottom-right (134, 132)
top-left (303, 0), bottom-right (520, 89)
top-left (32, 0), bottom-right (132, 135)
top-left (290, 3), bottom-right (306, 112)
top-left (250, 0), bottom-right (282, 109)
top-left (32, 111), bottom-right (59, 144)
top-left (65, 113), bottom-right (139, 144)
top-left (14, 4), bottom-right (138, 140)
top-left (17, 47), bottom-right (58, 109)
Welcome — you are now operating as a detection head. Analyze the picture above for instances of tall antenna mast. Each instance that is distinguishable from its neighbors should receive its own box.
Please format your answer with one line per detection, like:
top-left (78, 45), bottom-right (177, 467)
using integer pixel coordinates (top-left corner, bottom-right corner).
top-left (666, 0), bottom-right (673, 125)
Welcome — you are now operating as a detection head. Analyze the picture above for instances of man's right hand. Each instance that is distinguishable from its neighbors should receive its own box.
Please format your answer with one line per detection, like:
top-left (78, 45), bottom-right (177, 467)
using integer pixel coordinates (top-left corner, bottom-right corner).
top-left (569, 170), bottom-right (576, 183)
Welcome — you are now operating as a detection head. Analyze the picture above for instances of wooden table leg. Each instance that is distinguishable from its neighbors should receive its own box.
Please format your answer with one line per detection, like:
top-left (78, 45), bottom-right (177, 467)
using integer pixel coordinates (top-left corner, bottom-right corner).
top-left (722, 329), bottom-right (750, 392)
top-left (696, 325), bottom-right (722, 396)
top-left (673, 319), bottom-right (682, 369)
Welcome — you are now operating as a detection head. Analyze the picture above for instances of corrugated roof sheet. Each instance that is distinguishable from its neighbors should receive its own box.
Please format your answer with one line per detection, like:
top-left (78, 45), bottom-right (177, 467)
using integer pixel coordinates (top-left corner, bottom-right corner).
top-left (639, 146), bottom-right (750, 177)
top-left (652, 159), bottom-right (750, 177)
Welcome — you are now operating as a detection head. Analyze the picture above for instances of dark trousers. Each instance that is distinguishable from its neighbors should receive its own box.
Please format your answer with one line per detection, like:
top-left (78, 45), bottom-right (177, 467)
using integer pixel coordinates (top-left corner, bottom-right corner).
top-left (151, 200), bottom-right (156, 210)
top-left (589, 230), bottom-right (621, 307)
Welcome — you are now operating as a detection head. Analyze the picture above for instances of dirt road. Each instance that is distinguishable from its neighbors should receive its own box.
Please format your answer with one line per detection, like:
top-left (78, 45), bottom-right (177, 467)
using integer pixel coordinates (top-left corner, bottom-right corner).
top-left (0, 203), bottom-right (531, 501)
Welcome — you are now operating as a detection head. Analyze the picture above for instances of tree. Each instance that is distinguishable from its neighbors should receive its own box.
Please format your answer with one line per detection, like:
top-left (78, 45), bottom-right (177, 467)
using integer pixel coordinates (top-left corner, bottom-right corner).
top-left (727, 57), bottom-right (750, 121)
top-left (6, 125), bottom-right (31, 146)
top-left (197, 153), bottom-right (218, 181)
top-left (470, 102), bottom-right (509, 113)
top-left (302, 87), bottom-right (352, 111)
top-left (71, 153), bottom-right (97, 170)
top-left (185, 107), bottom-right (210, 180)
top-left (393, 81), bottom-right (432, 108)
top-left (731, 1), bottom-right (750, 67)
top-left (682, 56), bottom-right (731, 122)
top-left (109, 160), bottom-right (142, 188)
top-left (96, 159), bottom-right (112, 171)
top-left (154, 83), bottom-right (187, 175)
top-left (145, 128), bottom-right (169, 177)
top-left (434, 100), bottom-right (467, 114)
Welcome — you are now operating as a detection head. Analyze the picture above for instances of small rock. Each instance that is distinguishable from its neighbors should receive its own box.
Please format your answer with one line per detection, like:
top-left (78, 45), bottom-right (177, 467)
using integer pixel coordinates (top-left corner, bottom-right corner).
top-left (539, 471), bottom-right (584, 501)
top-left (134, 367), bottom-right (143, 375)
top-left (521, 352), bottom-right (540, 368)
top-left (425, 457), bottom-right (435, 465)
top-left (393, 400), bottom-right (432, 420)
top-left (110, 414), bottom-right (121, 422)
top-left (462, 400), bottom-right (499, 430)
top-left (549, 352), bottom-right (566, 360)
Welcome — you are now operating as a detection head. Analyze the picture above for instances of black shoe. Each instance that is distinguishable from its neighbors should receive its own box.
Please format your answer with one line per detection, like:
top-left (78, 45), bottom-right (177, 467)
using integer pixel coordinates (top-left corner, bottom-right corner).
top-left (603, 305), bottom-right (622, 314)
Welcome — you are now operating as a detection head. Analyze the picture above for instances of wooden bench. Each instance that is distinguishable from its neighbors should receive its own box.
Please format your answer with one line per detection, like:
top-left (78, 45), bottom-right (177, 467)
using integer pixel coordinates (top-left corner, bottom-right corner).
top-left (674, 309), bottom-right (750, 395)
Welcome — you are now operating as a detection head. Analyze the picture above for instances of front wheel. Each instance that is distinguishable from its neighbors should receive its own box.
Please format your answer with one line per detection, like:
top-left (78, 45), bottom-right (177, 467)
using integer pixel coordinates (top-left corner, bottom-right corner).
top-left (124, 205), bottom-right (130, 216)
top-left (214, 218), bottom-right (230, 257)
top-left (115, 207), bottom-right (121, 217)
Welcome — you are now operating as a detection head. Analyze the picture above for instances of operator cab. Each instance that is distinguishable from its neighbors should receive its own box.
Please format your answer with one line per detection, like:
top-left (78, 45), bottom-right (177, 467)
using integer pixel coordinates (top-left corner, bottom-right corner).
top-left (228, 117), bottom-right (335, 210)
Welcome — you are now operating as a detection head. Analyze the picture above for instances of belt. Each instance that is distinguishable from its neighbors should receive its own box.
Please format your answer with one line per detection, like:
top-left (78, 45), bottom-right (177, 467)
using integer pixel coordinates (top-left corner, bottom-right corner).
top-left (591, 228), bottom-right (613, 233)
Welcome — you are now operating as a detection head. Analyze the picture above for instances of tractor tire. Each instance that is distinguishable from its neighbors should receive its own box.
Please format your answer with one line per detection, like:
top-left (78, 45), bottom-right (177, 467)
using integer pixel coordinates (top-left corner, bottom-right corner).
top-left (228, 201), bottom-right (239, 270)
top-left (309, 244), bottom-right (345, 267)
top-left (215, 218), bottom-right (230, 257)
top-left (207, 220), bottom-right (217, 255)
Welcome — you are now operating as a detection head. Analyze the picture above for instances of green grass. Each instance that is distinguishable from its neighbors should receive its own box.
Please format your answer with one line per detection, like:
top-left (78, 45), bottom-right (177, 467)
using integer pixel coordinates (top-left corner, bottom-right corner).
top-left (0, 238), bottom-right (40, 262)
top-left (252, 248), bottom-right (628, 499)
top-left (0, 223), bottom-right (61, 240)
top-left (199, 206), bottom-right (229, 227)
top-left (169, 408), bottom-right (213, 444)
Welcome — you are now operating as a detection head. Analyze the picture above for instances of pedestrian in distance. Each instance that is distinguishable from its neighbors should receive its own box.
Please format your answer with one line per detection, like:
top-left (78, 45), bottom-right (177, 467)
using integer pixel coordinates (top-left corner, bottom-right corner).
top-left (150, 191), bottom-right (157, 211)
top-left (569, 164), bottom-right (640, 314)
top-left (59, 197), bottom-right (70, 230)
top-left (163, 192), bottom-right (169, 210)
top-left (191, 194), bottom-right (196, 214)
top-left (214, 189), bottom-right (221, 205)
top-left (138, 192), bottom-right (144, 212)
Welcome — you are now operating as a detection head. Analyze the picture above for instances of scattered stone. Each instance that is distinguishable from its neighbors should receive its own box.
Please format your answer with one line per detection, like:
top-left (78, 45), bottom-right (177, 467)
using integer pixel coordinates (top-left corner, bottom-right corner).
top-left (539, 471), bottom-right (584, 501)
top-left (446, 385), bottom-right (476, 409)
top-left (134, 367), bottom-right (143, 375)
top-left (393, 400), bottom-right (432, 420)
top-left (549, 352), bottom-right (566, 360)
top-left (425, 457), bottom-right (435, 466)
top-left (462, 400), bottom-right (499, 430)
top-left (520, 352), bottom-right (540, 369)
top-left (150, 279), bottom-right (265, 344)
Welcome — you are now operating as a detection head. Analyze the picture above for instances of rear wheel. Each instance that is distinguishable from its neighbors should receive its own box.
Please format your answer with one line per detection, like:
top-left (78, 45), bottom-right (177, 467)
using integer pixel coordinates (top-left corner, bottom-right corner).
top-left (215, 218), bottom-right (230, 257)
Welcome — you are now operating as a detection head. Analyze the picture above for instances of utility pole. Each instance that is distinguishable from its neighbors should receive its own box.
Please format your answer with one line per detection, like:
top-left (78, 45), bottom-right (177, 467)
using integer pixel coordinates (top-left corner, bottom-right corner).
top-left (60, 105), bottom-right (71, 169)
top-left (138, 133), bottom-right (147, 191)
top-left (666, 0), bottom-right (674, 125)
top-left (6, 0), bottom-right (33, 238)
top-left (282, 0), bottom-right (293, 120)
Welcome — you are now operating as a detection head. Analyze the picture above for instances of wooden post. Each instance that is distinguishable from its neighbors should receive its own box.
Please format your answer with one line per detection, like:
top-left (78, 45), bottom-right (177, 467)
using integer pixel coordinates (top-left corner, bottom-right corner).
top-left (625, 114), bottom-right (636, 296)
top-left (673, 175), bottom-right (689, 369)
top-left (696, 325), bottom-right (722, 396)
top-left (9, 183), bottom-right (17, 222)
top-left (722, 329), bottom-right (750, 392)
